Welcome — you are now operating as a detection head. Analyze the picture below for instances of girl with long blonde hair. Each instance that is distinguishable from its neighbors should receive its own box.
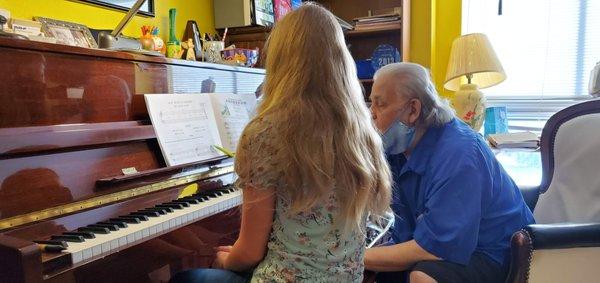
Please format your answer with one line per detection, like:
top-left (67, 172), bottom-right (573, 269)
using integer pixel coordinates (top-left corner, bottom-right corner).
top-left (171, 3), bottom-right (391, 282)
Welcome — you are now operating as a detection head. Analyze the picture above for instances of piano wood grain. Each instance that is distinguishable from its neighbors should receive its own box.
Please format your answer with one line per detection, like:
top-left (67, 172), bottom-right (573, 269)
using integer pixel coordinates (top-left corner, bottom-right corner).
top-left (0, 36), bottom-right (263, 282)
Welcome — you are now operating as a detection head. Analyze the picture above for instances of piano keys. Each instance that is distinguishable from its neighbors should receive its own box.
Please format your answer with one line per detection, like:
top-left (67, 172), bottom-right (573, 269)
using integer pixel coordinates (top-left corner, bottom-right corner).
top-left (0, 37), bottom-right (264, 282)
top-left (58, 186), bottom-right (241, 265)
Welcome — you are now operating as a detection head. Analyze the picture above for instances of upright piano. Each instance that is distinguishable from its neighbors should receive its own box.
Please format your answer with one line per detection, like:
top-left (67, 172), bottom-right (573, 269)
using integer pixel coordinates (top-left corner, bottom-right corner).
top-left (0, 37), bottom-right (264, 282)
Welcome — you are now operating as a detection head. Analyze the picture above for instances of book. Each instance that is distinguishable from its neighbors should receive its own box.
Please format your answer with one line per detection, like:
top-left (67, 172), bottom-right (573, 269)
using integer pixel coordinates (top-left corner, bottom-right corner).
top-left (488, 132), bottom-right (540, 149)
top-left (144, 93), bottom-right (257, 166)
top-left (353, 20), bottom-right (402, 32)
top-left (354, 14), bottom-right (401, 24)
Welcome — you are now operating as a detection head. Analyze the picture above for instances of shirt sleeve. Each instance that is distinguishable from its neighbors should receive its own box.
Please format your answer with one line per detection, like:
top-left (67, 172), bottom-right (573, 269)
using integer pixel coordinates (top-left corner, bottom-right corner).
top-left (234, 118), bottom-right (281, 190)
top-left (413, 147), bottom-right (489, 265)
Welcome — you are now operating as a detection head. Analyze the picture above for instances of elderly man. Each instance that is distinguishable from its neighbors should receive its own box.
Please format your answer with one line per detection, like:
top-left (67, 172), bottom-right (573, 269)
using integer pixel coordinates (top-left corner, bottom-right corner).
top-left (365, 63), bottom-right (534, 283)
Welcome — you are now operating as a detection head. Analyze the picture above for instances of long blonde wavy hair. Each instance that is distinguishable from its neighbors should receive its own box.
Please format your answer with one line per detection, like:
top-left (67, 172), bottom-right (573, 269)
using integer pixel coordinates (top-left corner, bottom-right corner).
top-left (257, 3), bottom-right (391, 231)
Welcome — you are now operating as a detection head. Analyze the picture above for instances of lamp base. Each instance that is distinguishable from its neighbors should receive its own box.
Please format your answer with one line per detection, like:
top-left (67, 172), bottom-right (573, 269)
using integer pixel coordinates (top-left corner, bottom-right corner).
top-left (451, 84), bottom-right (486, 131)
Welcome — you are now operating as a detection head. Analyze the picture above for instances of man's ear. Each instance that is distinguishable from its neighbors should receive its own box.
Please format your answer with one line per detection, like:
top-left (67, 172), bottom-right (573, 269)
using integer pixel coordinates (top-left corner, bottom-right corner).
top-left (408, 98), bottom-right (422, 125)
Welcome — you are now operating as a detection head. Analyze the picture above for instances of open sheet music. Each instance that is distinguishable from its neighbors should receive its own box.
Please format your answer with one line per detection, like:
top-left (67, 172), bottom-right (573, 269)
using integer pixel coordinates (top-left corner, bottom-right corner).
top-left (145, 93), bottom-right (257, 166)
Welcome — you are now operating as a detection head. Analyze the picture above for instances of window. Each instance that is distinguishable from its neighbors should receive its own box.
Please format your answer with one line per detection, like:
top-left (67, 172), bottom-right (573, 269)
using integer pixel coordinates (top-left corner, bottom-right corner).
top-left (462, 0), bottom-right (599, 131)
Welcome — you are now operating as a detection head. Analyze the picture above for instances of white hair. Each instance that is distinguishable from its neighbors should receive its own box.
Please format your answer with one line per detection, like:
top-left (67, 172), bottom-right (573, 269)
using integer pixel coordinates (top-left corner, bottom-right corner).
top-left (374, 62), bottom-right (455, 127)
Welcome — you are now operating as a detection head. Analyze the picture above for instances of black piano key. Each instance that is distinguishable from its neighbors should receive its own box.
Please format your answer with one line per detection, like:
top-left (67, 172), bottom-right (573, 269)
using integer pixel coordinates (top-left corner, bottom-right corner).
top-left (89, 223), bottom-right (119, 231)
top-left (40, 244), bottom-right (67, 253)
top-left (169, 201), bottom-right (190, 207)
top-left (178, 198), bottom-right (200, 204)
top-left (139, 208), bottom-right (168, 215)
top-left (130, 211), bottom-right (160, 217)
top-left (120, 214), bottom-right (149, 221)
top-left (158, 207), bottom-right (174, 213)
top-left (78, 226), bottom-right (111, 234)
top-left (34, 240), bottom-right (68, 248)
top-left (98, 221), bottom-right (128, 228)
top-left (220, 187), bottom-right (235, 193)
top-left (196, 192), bottom-right (213, 198)
top-left (206, 190), bottom-right (223, 197)
top-left (51, 235), bottom-right (85, 243)
top-left (111, 217), bottom-right (141, 224)
top-left (187, 195), bottom-right (208, 202)
top-left (156, 203), bottom-right (184, 210)
top-left (63, 231), bottom-right (96, 239)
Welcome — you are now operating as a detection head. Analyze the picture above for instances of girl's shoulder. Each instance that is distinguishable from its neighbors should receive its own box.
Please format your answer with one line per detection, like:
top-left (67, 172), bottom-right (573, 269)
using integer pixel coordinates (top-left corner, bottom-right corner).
top-left (239, 115), bottom-right (279, 148)
top-left (244, 115), bottom-right (277, 137)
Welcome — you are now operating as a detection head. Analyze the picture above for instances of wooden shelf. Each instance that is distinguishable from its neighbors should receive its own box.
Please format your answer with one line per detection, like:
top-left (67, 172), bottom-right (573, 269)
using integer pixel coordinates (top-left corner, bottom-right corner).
top-left (345, 24), bottom-right (402, 37)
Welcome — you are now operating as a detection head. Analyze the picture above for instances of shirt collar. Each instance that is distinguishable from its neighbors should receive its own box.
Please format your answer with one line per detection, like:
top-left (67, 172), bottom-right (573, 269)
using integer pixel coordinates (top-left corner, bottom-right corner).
top-left (400, 119), bottom-right (452, 175)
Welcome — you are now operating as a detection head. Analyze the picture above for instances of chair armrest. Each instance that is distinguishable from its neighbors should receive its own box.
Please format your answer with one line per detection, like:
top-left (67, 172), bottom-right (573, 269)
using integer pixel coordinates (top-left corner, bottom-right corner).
top-left (526, 223), bottom-right (600, 249)
top-left (518, 185), bottom-right (539, 211)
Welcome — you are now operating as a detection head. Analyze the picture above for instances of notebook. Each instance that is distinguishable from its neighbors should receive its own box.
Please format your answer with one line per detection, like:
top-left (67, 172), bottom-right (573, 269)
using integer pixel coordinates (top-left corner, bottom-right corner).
top-left (144, 93), bottom-right (257, 166)
top-left (487, 132), bottom-right (540, 149)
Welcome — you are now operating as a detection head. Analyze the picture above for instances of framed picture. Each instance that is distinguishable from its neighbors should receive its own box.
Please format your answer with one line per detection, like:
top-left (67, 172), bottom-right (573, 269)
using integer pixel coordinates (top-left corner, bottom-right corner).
top-left (35, 17), bottom-right (98, 48)
top-left (77, 0), bottom-right (155, 17)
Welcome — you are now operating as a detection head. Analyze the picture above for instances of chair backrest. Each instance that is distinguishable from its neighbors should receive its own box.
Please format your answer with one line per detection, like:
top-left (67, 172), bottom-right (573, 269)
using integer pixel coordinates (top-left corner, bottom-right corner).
top-left (534, 99), bottom-right (600, 223)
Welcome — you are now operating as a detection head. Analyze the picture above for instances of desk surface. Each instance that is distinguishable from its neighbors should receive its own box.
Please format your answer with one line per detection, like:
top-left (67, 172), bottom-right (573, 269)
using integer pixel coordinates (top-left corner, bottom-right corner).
top-left (494, 148), bottom-right (542, 188)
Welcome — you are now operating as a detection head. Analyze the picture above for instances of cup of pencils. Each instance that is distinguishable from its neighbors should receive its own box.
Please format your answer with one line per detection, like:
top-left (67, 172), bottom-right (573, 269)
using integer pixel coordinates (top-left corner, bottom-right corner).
top-left (201, 29), bottom-right (228, 63)
top-left (203, 41), bottom-right (224, 63)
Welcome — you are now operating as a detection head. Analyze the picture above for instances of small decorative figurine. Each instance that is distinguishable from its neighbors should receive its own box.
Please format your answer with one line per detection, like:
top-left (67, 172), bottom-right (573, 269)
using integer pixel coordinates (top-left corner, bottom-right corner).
top-left (182, 38), bottom-right (196, 61)
top-left (151, 27), bottom-right (166, 54)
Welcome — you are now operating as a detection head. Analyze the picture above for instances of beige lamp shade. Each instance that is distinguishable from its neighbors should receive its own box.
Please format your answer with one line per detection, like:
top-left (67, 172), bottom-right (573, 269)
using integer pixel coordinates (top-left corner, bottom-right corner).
top-left (444, 33), bottom-right (506, 91)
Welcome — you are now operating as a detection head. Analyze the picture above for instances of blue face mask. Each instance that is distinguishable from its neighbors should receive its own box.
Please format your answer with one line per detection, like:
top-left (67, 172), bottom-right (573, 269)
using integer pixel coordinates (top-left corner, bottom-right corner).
top-left (382, 118), bottom-right (415, 155)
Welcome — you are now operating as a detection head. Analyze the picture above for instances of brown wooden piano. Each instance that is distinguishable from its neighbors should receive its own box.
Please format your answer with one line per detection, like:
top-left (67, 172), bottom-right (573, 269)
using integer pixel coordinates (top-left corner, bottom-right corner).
top-left (0, 37), bottom-right (264, 283)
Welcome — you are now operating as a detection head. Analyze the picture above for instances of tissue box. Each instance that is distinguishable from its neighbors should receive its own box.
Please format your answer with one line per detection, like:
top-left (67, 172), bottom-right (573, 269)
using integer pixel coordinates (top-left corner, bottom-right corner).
top-left (484, 106), bottom-right (509, 137)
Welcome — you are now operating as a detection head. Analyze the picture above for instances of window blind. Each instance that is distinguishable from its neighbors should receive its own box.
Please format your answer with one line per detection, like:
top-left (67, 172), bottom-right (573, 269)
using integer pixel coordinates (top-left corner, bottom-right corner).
top-left (462, 0), bottom-right (599, 131)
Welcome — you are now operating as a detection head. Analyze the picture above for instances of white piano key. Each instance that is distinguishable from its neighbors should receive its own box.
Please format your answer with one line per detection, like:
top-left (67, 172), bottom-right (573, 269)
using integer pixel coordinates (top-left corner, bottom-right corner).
top-left (63, 190), bottom-right (241, 265)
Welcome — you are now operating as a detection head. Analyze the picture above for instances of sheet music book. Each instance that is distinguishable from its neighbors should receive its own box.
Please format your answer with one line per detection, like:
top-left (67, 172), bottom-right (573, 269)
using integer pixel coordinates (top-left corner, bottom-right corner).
top-left (488, 132), bottom-right (540, 149)
top-left (144, 93), bottom-right (257, 166)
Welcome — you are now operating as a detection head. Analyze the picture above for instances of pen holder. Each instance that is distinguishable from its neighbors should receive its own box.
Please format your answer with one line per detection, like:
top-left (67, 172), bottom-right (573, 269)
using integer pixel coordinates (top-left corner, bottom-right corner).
top-left (203, 41), bottom-right (224, 63)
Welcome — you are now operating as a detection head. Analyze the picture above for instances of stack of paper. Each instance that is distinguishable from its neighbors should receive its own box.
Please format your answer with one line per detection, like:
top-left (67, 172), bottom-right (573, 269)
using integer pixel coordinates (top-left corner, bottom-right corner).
top-left (353, 13), bottom-right (401, 31)
top-left (488, 132), bottom-right (540, 149)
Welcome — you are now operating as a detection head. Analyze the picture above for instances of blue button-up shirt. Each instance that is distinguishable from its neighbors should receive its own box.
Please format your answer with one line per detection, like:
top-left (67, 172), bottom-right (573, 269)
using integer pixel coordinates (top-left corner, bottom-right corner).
top-left (387, 118), bottom-right (535, 266)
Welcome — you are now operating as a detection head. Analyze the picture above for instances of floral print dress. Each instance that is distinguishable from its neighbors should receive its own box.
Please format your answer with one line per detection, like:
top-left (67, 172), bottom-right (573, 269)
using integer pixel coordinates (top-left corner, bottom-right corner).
top-left (235, 117), bottom-right (366, 283)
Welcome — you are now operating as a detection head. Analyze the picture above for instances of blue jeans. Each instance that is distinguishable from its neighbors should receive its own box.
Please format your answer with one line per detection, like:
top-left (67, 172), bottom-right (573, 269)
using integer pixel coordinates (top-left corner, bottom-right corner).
top-left (170, 268), bottom-right (251, 283)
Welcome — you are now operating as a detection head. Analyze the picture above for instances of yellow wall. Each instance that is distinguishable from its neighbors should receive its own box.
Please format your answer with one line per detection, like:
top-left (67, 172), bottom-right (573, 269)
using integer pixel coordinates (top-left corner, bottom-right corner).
top-left (409, 0), bottom-right (432, 68)
top-left (431, 0), bottom-right (462, 98)
top-left (409, 0), bottom-right (461, 98)
top-left (0, 0), bottom-right (215, 42)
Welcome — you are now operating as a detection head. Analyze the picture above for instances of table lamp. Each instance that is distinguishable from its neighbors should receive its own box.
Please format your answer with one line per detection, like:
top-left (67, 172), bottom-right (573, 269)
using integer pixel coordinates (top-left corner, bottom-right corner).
top-left (444, 33), bottom-right (506, 131)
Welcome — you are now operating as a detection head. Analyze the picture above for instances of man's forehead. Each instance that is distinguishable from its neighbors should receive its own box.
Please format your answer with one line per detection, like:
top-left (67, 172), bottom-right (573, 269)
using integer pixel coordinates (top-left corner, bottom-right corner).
top-left (373, 77), bottom-right (403, 100)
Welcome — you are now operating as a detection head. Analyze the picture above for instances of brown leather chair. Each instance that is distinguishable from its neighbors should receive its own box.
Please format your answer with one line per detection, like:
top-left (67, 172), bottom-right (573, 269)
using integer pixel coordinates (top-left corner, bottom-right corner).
top-left (506, 99), bottom-right (600, 283)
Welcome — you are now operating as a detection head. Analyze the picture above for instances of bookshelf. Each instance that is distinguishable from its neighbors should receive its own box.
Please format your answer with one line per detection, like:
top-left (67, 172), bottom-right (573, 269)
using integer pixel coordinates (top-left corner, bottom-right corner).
top-left (345, 24), bottom-right (402, 37)
top-left (317, 0), bottom-right (411, 100)
top-left (223, 1), bottom-right (411, 99)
